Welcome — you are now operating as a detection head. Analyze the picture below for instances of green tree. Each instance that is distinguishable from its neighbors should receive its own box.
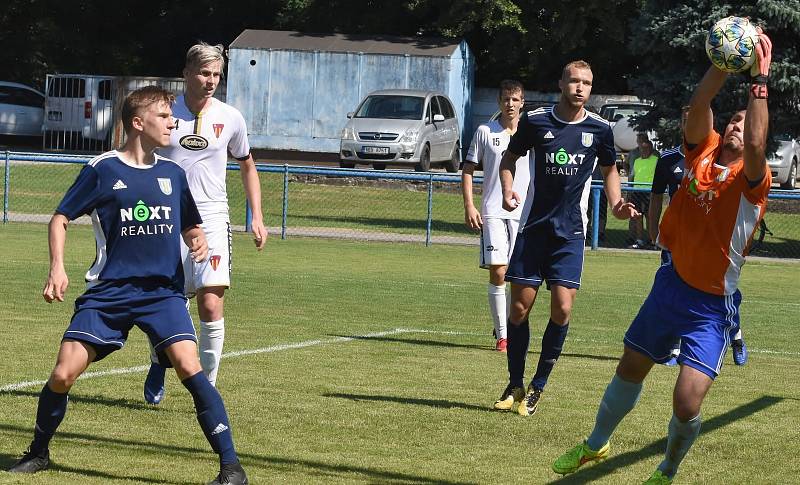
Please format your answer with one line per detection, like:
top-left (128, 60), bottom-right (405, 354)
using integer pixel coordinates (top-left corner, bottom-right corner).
top-left (628, 0), bottom-right (800, 147)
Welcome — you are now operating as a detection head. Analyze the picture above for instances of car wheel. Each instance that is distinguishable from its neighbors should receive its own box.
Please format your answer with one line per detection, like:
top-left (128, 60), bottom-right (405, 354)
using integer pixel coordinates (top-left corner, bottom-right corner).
top-left (445, 143), bottom-right (460, 173)
top-left (339, 160), bottom-right (356, 169)
top-left (372, 163), bottom-right (386, 170)
top-left (780, 159), bottom-right (797, 189)
top-left (415, 145), bottom-right (431, 172)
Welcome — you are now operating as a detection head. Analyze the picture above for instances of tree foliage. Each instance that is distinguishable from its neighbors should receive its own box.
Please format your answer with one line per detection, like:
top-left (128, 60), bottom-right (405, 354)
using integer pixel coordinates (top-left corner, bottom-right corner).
top-left (628, 0), bottom-right (800, 146)
top-left (2, 0), bottom-right (798, 140)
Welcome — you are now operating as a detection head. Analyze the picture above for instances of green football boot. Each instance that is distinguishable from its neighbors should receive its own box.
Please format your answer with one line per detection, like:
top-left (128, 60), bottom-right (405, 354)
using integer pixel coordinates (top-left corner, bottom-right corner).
top-left (552, 440), bottom-right (610, 475)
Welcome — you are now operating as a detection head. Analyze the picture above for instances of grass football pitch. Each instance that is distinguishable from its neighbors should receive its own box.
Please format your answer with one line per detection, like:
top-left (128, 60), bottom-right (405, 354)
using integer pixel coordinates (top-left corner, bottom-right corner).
top-left (0, 223), bottom-right (798, 484)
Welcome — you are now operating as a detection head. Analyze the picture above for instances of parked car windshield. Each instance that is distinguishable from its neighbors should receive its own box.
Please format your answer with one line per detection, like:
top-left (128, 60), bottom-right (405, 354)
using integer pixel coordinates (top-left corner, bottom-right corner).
top-left (355, 95), bottom-right (424, 120)
top-left (600, 103), bottom-right (651, 121)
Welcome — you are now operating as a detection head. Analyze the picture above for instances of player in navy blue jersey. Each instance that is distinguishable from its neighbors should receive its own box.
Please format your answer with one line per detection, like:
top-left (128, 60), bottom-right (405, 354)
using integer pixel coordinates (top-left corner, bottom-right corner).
top-left (649, 107), bottom-right (691, 246)
top-left (7, 86), bottom-right (248, 485)
top-left (493, 60), bottom-right (639, 416)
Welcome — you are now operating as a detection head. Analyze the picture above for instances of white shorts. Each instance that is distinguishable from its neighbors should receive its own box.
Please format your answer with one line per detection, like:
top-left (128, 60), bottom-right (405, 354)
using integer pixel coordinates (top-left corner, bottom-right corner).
top-left (183, 220), bottom-right (232, 297)
top-left (479, 217), bottom-right (520, 269)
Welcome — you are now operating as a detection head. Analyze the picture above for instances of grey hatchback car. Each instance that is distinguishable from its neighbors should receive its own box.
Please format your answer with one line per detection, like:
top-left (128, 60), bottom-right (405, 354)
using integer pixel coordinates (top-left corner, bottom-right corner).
top-left (339, 89), bottom-right (461, 172)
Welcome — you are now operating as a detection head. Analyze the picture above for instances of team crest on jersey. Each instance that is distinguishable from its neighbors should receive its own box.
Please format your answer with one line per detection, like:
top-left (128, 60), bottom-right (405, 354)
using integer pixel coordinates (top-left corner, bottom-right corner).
top-left (209, 255), bottom-right (221, 271)
top-left (157, 178), bottom-right (172, 195)
top-left (581, 132), bottom-right (593, 147)
top-left (213, 124), bottom-right (224, 139)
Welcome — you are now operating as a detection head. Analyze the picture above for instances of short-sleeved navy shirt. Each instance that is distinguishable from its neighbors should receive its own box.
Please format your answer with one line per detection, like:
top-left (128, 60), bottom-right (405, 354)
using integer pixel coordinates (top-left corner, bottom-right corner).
top-left (507, 106), bottom-right (616, 239)
top-left (650, 146), bottom-right (685, 199)
top-left (57, 151), bottom-right (202, 292)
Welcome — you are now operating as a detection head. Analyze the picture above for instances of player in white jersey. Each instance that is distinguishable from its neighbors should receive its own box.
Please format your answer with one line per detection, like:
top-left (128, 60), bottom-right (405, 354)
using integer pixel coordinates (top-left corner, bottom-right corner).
top-left (462, 80), bottom-right (530, 352)
top-left (144, 42), bottom-right (267, 404)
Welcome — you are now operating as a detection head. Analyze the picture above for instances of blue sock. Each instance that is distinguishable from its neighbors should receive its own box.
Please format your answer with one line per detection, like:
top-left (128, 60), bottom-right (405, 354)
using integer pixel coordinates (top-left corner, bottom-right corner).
top-left (658, 414), bottom-right (701, 478)
top-left (30, 382), bottom-right (69, 454)
top-left (587, 374), bottom-right (643, 450)
top-left (182, 372), bottom-right (238, 465)
top-left (530, 319), bottom-right (569, 390)
top-left (506, 318), bottom-right (529, 389)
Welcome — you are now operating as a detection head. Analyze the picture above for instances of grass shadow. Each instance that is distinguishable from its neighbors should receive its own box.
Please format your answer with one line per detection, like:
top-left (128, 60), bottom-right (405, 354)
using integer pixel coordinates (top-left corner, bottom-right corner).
top-left (546, 395), bottom-right (784, 484)
top-left (4, 389), bottom-right (173, 412)
top-left (0, 423), bottom-right (475, 484)
top-left (0, 451), bottom-right (193, 484)
top-left (324, 392), bottom-right (489, 412)
top-left (330, 334), bottom-right (488, 352)
top-left (332, 333), bottom-right (620, 362)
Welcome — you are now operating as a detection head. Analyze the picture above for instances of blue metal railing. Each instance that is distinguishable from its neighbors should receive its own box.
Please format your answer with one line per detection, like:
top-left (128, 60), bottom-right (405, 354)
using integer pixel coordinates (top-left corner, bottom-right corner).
top-left (3, 151), bottom-right (800, 252)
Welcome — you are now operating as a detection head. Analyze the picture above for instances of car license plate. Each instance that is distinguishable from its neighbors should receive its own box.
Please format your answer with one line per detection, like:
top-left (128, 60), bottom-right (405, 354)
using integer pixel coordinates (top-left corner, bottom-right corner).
top-left (362, 146), bottom-right (389, 155)
top-left (47, 111), bottom-right (62, 121)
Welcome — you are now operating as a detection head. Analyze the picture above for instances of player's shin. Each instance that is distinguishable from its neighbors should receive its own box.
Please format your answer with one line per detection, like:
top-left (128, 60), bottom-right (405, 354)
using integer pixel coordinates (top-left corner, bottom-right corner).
top-left (506, 318), bottom-right (530, 388)
top-left (657, 414), bottom-right (701, 479)
top-left (200, 319), bottom-right (225, 386)
top-left (182, 372), bottom-right (238, 465)
top-left (530, 319), bottom-right (569, 390)
top-left (488, 284), bottom-right (507, 339)
top-left (30, 382), bottom-right (69, 454)
top-left (586, 374), bottom-right (643, 450)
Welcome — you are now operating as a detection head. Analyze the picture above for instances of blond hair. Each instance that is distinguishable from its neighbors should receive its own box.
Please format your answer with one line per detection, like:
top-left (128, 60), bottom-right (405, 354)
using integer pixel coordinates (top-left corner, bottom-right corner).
top-left (562, 60), bottom-right (592, 79)
top-left (185, 42), bottom-right (225, 71)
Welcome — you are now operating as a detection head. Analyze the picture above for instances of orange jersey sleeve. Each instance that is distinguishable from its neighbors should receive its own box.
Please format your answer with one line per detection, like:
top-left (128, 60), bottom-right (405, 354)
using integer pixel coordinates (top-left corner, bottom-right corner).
top-left (659, 132), bottom-right (771, 295)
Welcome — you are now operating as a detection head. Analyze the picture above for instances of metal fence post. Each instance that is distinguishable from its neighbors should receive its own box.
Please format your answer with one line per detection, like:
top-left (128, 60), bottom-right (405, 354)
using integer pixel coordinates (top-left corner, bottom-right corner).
top-left (3, 151), bottom-right (9, 224)
top-left (245, 199), bottom-right (252, 233)
top-left (425, 173), bottom-right (433, 247)
top-left (282, 164), bottom-right (289, 240)
top-left (591, 186), bottom-right (600, 250)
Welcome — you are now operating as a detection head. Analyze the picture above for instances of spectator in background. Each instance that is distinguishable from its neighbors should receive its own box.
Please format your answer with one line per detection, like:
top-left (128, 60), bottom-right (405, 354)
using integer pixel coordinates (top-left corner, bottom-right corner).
top-left (586, 163), bottom-right (607, 244)
top-left (627, 133), bottom-right (658, 248)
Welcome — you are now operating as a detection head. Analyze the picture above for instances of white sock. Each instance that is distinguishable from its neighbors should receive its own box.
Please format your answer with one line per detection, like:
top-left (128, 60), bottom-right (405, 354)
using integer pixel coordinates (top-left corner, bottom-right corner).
top-left (488, 284), bottom-right (507, 339)
top-left (732, 328), bottom-right (742, 340)
top-left (199, 318), bottom-right (225, 386)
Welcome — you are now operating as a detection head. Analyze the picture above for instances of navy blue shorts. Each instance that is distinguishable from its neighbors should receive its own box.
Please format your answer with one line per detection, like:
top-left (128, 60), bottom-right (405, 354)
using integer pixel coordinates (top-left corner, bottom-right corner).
top-left (64, 280), bottom-right (197, 364)
top-left (505, 228), bottom-right (585, 289)
top-left (624, 263), bottom-right (740, 379)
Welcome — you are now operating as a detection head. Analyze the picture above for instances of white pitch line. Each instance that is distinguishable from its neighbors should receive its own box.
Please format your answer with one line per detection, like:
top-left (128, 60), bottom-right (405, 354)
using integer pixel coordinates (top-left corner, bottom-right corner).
top-left (3, 328), bottom-right (798, 393)
top-left (0, 328), bottom-right (445, 393)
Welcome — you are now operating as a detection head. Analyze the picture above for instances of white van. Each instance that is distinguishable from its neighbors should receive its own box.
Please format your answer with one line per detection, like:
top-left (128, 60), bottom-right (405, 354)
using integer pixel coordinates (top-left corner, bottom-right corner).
top-left (44, 74), bottom-right (114, 151)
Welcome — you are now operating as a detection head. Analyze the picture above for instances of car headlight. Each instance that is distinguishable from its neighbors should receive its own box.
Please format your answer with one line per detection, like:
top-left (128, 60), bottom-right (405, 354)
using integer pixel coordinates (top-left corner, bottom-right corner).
top-left (399, 128), bottom-right (419, 143)
top-left (341, 126), bottom-right (356, 140)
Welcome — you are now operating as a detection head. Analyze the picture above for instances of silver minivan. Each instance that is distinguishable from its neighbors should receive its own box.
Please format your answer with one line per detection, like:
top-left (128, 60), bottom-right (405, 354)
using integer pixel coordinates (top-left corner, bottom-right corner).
top-left (339, 89), bottom-right (460, 172)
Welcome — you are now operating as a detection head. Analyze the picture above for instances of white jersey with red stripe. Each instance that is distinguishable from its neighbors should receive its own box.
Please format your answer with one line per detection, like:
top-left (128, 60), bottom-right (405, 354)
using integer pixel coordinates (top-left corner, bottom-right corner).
top-left (158, 95), bottom-right (250, 221)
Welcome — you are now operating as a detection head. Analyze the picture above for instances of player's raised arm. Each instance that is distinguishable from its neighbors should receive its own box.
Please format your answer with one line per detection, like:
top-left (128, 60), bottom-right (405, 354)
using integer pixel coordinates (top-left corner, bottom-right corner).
top-left (743, 32), bottom-right (772, 182)
top-left (685, 64), bottom-right (731, 145)
top-left (43, 213), bottom-right (70, 303)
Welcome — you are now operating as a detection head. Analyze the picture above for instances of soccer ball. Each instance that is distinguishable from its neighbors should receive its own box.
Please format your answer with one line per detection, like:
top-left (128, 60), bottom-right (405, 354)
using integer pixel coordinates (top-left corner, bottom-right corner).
top-left (705, 16), bottom-right (759, 73)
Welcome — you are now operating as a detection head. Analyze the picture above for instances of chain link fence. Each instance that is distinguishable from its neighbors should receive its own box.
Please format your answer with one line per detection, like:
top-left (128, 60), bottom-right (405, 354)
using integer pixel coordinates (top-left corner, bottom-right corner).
top-left (4, 151), bottom-right (800, 259)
